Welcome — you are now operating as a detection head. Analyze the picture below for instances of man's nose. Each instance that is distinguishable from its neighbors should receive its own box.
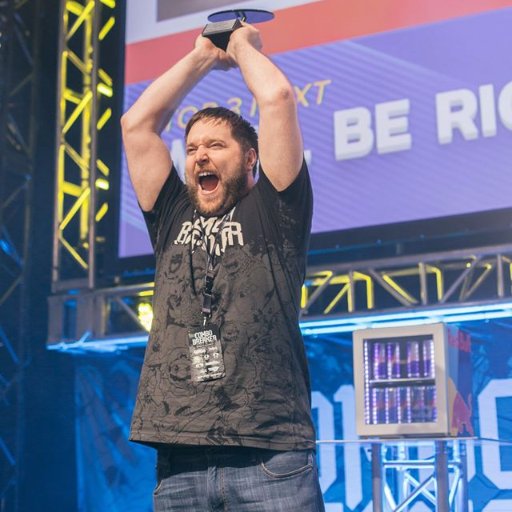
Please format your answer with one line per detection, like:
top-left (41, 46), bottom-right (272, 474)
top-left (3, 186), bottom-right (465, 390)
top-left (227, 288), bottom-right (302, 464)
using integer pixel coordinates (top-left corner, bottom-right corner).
top-left (195, 146), bottom-right (209, 163)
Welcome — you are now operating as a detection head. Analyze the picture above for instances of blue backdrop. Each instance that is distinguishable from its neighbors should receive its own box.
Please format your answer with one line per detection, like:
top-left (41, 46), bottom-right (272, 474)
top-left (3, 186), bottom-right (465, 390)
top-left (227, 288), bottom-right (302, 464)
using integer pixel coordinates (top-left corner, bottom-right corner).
top-left (74, 322), bottom-right (512, 511)
top-left (120, 8), bottom-right (512, 258)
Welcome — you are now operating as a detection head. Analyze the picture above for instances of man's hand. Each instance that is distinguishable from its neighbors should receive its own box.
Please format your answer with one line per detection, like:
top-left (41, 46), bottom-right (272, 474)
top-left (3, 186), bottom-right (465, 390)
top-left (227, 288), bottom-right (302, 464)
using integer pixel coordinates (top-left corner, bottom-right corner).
top-left (195, 34), bottom-right (236, 71)
top-left (226, 23), bottom-right (263, 63)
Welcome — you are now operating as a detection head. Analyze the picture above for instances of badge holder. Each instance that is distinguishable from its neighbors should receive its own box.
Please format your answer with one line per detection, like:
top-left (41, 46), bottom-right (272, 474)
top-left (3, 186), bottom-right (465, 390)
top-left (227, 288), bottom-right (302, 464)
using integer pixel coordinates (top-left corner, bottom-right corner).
top-left (188, 324), bottom-right (224, 382)
top-left (188, 269), bottom-right (225, 382)
top-left (202, 8), bottom-right (274, 51)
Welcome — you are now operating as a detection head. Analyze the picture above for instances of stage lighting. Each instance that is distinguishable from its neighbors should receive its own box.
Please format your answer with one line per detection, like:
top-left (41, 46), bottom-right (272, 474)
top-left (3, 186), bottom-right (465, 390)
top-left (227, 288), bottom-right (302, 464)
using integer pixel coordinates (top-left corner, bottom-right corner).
top-left (136, 302), bottom-right (153, 332)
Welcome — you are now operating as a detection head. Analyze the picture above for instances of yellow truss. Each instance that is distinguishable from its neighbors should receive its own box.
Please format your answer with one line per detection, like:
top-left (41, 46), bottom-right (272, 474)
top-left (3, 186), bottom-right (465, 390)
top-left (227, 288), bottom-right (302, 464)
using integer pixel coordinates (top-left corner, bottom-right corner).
top-left (53, 0), bottom-right (115, 289)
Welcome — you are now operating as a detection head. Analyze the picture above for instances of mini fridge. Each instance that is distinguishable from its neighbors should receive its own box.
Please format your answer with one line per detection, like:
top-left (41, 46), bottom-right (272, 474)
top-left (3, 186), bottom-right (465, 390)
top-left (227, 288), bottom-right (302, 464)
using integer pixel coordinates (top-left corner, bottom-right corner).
top-left (353, 323), bottom-right (473, 438)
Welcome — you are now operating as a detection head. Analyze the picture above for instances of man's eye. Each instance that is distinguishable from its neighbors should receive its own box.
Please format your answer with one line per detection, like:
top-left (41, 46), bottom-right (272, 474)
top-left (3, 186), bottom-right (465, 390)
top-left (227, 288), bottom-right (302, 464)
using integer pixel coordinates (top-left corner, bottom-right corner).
top-left (186, 148), bottom-right (196, 155)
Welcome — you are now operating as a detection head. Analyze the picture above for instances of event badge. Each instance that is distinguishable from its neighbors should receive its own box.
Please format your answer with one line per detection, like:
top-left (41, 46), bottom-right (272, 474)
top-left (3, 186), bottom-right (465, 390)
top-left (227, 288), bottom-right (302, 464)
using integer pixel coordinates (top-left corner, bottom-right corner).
top-left (187, 325), bottom-right (225, 382)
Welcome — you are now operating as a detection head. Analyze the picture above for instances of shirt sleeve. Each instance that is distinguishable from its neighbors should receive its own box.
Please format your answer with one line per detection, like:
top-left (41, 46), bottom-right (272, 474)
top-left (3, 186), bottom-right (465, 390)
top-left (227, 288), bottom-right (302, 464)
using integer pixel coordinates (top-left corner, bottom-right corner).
top-left (141, 167), bottom-right (186, 253)
top-left (255, 159), bottom-right (313, 254)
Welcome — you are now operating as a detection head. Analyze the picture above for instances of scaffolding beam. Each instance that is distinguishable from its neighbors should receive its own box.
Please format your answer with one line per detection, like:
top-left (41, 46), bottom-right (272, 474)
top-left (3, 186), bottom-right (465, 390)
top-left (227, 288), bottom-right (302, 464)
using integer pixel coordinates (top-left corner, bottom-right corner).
top-left (0, 0), bottom-right (40, 508)
top-left (52, 0), bottom-right (115, 292)
top-left (47, 244), bottom-right (512, 350)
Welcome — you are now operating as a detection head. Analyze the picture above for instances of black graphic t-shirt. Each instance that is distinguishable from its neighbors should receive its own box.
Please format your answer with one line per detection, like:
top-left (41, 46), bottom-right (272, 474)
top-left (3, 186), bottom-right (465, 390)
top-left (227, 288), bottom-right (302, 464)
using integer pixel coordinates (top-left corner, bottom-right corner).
top-left (130, 161), bottom-right (316, 450)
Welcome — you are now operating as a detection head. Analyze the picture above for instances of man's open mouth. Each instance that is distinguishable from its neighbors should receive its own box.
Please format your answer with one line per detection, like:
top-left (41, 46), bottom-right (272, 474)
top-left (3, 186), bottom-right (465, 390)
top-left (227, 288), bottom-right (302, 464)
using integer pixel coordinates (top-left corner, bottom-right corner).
top-left (198, 172), bottom-right (219, 192)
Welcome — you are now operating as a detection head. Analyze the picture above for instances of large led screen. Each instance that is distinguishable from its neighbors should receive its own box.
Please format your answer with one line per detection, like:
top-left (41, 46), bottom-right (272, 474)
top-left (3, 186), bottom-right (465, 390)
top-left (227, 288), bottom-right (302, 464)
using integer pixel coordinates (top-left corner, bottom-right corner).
top-left (120, 0), bottom-right (512, 258)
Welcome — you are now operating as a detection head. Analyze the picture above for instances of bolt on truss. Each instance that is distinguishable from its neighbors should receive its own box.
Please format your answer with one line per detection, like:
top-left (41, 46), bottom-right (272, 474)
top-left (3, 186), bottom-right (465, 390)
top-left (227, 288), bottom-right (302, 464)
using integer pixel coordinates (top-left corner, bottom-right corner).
top-left (52, 0), bottom-right (116, 292)
top-left (47, 244), bottom-right (512, 351)
top-left (0, 0), bottom-right (40, 508)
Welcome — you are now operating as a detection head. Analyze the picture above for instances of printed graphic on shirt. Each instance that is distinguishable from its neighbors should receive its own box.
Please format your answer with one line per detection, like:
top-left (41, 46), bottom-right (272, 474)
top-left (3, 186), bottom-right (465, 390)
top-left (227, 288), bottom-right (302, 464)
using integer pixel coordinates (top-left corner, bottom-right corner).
top-left (173, 210), bottom-right (244, 256)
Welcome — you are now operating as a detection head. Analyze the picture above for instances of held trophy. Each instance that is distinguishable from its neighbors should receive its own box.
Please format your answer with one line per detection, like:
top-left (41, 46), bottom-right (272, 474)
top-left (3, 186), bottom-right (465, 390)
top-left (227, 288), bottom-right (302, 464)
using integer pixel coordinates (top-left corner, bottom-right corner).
top-left (202, 9), bottom-right (275, 51)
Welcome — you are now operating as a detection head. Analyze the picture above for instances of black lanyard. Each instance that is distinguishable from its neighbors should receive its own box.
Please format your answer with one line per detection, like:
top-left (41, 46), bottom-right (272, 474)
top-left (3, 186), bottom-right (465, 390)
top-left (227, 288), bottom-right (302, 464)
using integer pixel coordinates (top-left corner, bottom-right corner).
top-left (190, 210), bottom-right (231, 324)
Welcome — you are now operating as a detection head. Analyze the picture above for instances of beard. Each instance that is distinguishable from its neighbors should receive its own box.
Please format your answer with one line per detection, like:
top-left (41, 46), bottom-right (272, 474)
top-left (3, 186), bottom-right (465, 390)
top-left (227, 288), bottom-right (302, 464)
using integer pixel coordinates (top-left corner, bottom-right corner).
top-left (186, 167), bottom-right (249, 217)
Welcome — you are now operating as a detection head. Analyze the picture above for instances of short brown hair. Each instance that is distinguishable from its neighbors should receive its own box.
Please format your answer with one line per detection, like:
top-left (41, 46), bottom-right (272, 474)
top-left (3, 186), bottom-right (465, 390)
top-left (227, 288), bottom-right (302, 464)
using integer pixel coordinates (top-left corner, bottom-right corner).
top-left (185, 107), bottom-right (259, 175)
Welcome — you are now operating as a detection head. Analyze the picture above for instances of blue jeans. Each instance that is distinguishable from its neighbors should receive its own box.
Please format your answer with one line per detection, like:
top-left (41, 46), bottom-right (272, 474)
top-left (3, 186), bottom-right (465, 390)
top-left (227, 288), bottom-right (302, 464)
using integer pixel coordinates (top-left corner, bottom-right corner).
top-left (153, 445), bottom-right (325, 511)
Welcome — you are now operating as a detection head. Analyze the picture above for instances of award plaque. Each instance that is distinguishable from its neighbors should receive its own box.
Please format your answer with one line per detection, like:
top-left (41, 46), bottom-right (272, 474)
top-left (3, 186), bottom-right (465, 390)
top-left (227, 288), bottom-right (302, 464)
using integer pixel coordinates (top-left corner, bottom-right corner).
top-left (202, 8), bottom-right (274, 51)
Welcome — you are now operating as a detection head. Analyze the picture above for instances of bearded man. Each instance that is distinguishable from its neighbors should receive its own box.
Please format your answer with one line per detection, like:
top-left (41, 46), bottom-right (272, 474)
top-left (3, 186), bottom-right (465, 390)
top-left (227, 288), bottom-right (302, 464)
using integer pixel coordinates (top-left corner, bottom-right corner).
top-left (121, 21), bottom-right (324, 512)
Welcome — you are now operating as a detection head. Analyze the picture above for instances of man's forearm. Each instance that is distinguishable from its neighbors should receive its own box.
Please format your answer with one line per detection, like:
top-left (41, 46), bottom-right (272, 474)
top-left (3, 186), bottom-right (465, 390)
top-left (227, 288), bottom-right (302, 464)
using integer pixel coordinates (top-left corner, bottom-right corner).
top-left (226, 24), bottom-right (303, 191)
top-left (122, 47), bottom-right (218, 135)
top-left (229, 36), bottom-right (294, 107)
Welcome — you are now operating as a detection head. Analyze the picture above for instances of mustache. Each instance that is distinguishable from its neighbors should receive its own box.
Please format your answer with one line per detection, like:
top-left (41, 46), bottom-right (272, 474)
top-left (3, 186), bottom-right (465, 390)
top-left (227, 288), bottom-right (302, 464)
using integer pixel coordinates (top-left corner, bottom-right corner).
top-left (186, 170), bottom-right (249, 217)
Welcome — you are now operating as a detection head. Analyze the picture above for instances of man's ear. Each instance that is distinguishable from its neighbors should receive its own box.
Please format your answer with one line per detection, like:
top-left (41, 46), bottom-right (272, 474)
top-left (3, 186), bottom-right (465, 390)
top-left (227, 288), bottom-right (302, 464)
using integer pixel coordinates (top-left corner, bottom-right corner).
top-left (245, 148), bottom-right (257, 172)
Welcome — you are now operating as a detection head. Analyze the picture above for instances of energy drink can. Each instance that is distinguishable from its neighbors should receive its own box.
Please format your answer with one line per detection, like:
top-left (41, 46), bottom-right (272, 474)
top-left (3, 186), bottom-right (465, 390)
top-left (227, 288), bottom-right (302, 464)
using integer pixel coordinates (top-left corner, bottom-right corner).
top-left (371, 387), bottom-right (387, 424)
top-left (406, 340), bottom-right (421, 378)
top-left (372, 342), bottom-right (387, 380)
top-left (397, 386), bottom-right (411, 423)
top-left (386, 387), bottom-right (399, 424)
top-left (424, 385), bottom-right (437, 422)
top-left (410, 386), bottom-right (426, 422)
top-left (386, 342), bottom-right (402, 379)
top-left (422, 338), bottom-right (435, 378)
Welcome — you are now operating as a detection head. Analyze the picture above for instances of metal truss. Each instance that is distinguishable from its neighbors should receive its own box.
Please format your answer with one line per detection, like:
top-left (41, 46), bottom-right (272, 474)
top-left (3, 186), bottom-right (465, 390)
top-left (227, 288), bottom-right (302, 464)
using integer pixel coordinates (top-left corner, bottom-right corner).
top-left (47, 244), bottom-right (512, 351)
top-left (301, 243), bottom-right (512, 320)
top-left (0, 0), bottom-right (40, 508)
top-left (52, 0), bottom-right (116, 292)
top-left (370, 439), bottom-right (469, 511)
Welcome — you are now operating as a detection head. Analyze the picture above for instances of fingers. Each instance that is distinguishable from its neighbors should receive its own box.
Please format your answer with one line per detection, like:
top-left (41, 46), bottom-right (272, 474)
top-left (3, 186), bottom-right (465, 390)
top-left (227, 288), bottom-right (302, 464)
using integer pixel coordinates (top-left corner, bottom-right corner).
top-left (195, 33), bottom-right (217, 51)
top-left (236, 22), bottom-right (262, 48)
top-left (194, 33), bottom-right (237, 69)
top-left (194, 22), bottom-right (261, 69)
top-left (226, 23), bottom-right (263, 60)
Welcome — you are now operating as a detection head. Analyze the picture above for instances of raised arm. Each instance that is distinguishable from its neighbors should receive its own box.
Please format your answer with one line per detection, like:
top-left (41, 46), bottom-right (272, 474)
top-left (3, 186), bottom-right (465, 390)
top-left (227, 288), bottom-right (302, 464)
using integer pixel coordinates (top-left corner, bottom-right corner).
top-left (121, 38), bottom-right (233, 211)
top-left (227, 24), bottom-right (303, 191)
